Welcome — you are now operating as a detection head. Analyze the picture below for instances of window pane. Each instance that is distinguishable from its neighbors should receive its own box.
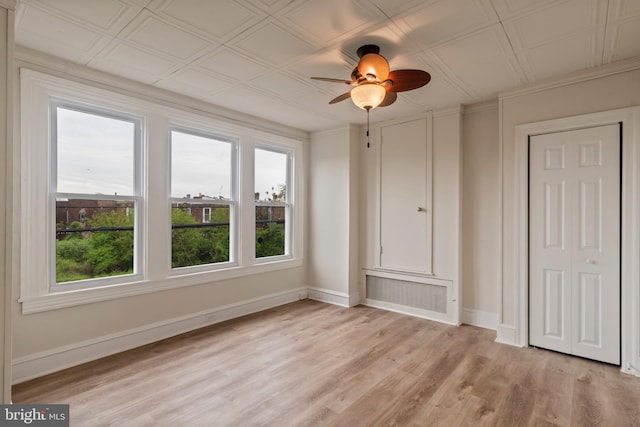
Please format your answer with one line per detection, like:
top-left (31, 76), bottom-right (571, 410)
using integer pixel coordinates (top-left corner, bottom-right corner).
top-left (171, 131), bottom-right (232, 199)
top-left (56, 107), bottom-right (135, 195)
top-left (255, 148), bottom-right (287, 202)
top-left (171, 204), bottom-right (230, 268)
top-left (56, 198), bottom-right (135, 283)
top-left (255, 206), bottom-right (285, 257)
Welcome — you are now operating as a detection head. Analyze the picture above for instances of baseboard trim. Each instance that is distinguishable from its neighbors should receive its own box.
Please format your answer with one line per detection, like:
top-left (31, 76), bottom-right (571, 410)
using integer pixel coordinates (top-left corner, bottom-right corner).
top-left (361, 299), bottom-right (456, 326)
top-left (462, 308), bottom-right (499, 330)
top-left (12, 287), bottom-right (308, 384)
top-left (495, 324), bottom-right (518, 346)
top-left (307, 287), bottom-right (359, 307)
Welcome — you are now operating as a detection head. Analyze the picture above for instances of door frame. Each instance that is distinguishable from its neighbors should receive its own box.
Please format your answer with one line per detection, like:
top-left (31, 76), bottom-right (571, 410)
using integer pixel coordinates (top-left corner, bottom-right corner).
top-left (513, 106), bottom-right (640, 376)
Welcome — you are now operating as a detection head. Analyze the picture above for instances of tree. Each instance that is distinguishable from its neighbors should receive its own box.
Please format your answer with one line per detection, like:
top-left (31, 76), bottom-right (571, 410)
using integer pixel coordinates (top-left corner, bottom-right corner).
top-left (56, 235), bottom-right (91, 282)
top-left (256, 222), bottom-right (285, 258)
top-left (273, 184), bottom-right (286, 202)
top-left (171, 206), bottom-right (230, 268)
top-left (171, 208), bottom-right (200, 268)
top-left (56, 208), bottom-right (135, 282)
top-left (85, 208), bottom-right (135, 277)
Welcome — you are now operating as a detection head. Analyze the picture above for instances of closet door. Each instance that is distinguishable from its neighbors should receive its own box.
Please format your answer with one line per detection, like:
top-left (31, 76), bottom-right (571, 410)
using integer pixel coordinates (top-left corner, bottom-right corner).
top-left (380, 118), bottom-right (430, 273)
top-left (529, 124), bottom-right (620, 364)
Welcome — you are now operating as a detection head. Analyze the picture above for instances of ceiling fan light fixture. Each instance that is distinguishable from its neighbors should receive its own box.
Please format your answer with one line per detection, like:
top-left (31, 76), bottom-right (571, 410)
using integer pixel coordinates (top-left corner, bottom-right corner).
top-left (311, 44), bottom-right (430, 115)
top-left (350, 82), bottom-right (386, 110)
top-left (357, 53), bottom-right (390, 81)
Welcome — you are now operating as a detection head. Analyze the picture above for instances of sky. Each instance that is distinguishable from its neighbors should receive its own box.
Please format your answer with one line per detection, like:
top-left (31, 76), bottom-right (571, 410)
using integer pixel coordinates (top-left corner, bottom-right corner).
top-left (57, 107), bottom-right (134, 195)
top-left (56, 107), bottom-right (287, 201)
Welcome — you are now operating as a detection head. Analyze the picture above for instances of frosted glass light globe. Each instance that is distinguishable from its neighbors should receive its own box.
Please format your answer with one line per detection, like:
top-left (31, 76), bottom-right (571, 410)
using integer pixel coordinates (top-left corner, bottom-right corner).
top-left (351, 82), bottom-right (386, 110)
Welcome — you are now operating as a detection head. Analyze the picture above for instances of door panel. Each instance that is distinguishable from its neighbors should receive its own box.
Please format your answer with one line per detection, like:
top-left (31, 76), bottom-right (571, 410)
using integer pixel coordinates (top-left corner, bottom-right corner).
top-left (543, 269), bottom-right (565, 339)
top-left (529, 124), bottom-right (620, 364)
top-left (380, 118), bottom-right (428, 272)
top-left (578, 272), bottom-right (601, 345)
top-left (579, 179), bottom-right (600, 250)
top-left (544, 182), bottom-right (564, 249)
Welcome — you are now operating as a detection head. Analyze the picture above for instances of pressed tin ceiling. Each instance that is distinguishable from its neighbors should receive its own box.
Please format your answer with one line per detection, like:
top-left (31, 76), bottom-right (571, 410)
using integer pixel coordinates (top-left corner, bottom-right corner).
top-left (14, 0), bottom-right (640, 131)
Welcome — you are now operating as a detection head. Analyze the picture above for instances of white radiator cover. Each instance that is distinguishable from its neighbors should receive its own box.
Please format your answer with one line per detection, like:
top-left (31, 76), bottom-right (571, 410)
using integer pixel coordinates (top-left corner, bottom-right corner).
top-left (366, 275), bottom-right (447, 314)
top-left (361, 269), bottom-right (456, 325)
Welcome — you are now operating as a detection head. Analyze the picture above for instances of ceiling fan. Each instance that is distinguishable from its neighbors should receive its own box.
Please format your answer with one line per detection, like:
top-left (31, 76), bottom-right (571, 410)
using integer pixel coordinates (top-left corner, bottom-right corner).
top-left (311, 44), bottom-right (431, 111)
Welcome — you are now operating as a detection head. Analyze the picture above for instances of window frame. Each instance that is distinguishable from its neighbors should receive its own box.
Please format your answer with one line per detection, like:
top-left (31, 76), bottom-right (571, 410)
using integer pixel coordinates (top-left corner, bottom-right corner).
top-left (253, 144), bottom-right (294, 262)
top-left (49, 99), bottom-right (144, 292)
top-left (202, 207), bottom-right (211, 223)
top-left (19, 69), bottom-right (305, 315)
top-left (168, 126), bottom-right (239, 273)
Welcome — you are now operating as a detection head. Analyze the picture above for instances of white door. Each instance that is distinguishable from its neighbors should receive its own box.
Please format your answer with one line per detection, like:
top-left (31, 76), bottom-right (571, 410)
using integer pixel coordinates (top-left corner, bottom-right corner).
top-left (529, 124), bottom-right (620, 364)
top-left (380, 118), bottom-right (428, 273)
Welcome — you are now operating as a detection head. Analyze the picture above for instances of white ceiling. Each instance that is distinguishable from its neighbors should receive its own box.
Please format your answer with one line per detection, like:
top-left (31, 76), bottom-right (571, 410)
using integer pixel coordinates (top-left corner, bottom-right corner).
top-left (14, 0), bottom-right (640, 132)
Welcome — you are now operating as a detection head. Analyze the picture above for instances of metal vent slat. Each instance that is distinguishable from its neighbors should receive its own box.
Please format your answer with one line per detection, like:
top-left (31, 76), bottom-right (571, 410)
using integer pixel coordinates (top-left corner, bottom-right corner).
top-left (366, 275), bottom-right (447, 314)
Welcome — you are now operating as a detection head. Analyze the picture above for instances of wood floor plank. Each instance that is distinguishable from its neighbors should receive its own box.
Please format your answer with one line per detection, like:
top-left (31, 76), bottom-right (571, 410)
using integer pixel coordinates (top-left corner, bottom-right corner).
top-left (12, 300), bottom-right (640, 427)
top-left (529, 356), bottom-right (575, 426)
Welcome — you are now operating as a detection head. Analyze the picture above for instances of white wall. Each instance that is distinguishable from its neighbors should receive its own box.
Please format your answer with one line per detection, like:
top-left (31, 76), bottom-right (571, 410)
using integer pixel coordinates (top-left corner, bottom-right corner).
top-left (11, 26), bottom-right (640, 389)
top-left (308, 126), bottom-right (360, 306)
top-left (461, 102), bottom-right (501, 324)
top-left (360, 108), bottom-right (462, 280)
top-left (0, 0), bottom-right (15, 403)
top-left (359, 110), bottom-right (463, 324)
top-left (457, 63), bottom-right (640, 335)
top-left (10, 51), bottom-right (309, 383)
top-left (432, 109), bottom-right (463, 282)
top-left (499, 62), bottom-right (640, 328)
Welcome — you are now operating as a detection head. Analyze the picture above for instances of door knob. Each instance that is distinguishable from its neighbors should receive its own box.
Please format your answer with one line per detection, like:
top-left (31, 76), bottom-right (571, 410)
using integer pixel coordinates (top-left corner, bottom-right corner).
top-left (417, 207), bottom-right (425, 212)
top-left (585, 259), bottom-right (596, 264)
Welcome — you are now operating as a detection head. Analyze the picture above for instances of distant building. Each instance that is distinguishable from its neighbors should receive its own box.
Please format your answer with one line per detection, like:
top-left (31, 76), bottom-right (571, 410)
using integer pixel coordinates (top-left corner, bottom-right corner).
top-left (56, 198), bottom-right (284, 230)
top-left (56, 199), bottom-right (134, 228)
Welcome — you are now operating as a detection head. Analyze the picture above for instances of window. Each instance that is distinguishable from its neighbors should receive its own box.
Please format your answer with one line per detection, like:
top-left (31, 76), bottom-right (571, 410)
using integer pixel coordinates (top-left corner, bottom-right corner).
top-left (254, 147), bottom-right (291, 259)
top-left (20, 70), bottom-right (304, 314)
top-left (52, 102), bottom-right (142, 288)
top-left (202, 207), bottom-right (211, 223)
top-left (170, 129), bottom-right (236, 269)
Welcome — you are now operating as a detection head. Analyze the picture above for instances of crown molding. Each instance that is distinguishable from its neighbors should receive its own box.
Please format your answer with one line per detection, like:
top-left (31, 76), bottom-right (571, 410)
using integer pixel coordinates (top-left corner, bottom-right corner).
top-left (500, 57), bottom-right (640, 100)
top-left (464, 99), bottom-right (498, 114)
top-left (433, 104), bottom-right (464, 118)
top-left (0, 0), bottom-right (16, 10)
top-left (14, 46), bottom-right (309, 142)
top-left (310, 124), bottom-right (359, 138)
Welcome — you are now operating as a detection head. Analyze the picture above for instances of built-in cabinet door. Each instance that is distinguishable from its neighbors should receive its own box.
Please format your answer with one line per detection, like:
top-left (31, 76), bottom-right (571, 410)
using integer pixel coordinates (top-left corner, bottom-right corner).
top-left (529, 124), bottom-right (620, 365)
top-left (380, 118), bottom-right (430, 273)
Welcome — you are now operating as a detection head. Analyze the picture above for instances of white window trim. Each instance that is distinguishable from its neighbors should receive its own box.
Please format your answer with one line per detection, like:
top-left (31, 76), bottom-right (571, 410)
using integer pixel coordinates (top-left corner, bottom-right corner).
top-left (254, 143), bottom-right (296, 263)
top-left (202, 207), bottom-right (211, 223)
top-left (19, 69), bottom-right (305, 315)
top-left (168, 125), bottom-right (239, 272)
top-left (50, 99), bottom-right (144, 292)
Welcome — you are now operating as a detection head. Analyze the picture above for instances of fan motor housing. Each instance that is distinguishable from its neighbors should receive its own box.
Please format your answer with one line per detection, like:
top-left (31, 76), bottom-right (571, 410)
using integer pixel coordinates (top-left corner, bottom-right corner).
top-left (356, 44), bottom-right (381, 58)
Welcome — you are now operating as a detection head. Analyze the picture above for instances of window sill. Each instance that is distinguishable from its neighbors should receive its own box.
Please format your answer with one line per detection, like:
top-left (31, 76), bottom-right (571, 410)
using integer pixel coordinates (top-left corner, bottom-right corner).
top-left (20, 257), bottom-right (303, 314)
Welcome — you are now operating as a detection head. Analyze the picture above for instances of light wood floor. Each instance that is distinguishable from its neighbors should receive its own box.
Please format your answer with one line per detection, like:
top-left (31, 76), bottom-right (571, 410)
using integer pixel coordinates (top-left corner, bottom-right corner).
top-left (12, 300), bottom-right (640, 426)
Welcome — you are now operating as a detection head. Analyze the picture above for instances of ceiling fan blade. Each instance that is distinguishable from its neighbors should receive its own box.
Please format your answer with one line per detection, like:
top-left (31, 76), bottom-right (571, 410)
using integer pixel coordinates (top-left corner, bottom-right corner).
top-left (311, 77), bottom-right (356, 85)
top-left (387, 70), bottom-right (431, 92)
top-left (379, 91), bottom-right (397, 107)
top-left (329, 92), bottom-right (351, 104)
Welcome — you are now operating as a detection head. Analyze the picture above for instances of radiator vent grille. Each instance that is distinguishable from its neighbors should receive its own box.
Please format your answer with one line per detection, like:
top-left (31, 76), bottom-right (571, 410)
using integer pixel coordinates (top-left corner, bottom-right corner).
top-left (366, 275), bottom-right (447, 313)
